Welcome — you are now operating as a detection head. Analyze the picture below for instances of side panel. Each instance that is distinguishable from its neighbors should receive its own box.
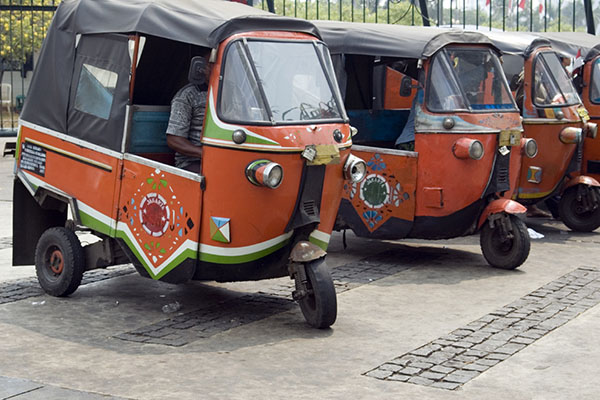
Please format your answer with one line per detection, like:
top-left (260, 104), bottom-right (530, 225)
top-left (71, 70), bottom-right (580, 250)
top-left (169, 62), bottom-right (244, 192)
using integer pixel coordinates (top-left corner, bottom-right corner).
top-left (117, 157), bottom-right (202, 281)
top-left (17, 125), bottom-right (121, 236)
top-left (339, 147), bottom-right (417, 239)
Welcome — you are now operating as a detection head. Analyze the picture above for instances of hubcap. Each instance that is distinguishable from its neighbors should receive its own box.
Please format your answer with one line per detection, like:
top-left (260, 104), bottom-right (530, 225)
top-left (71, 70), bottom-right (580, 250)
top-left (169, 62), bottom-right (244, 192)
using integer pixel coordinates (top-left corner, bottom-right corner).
top-left (49, 250), bottom-right (64, 275)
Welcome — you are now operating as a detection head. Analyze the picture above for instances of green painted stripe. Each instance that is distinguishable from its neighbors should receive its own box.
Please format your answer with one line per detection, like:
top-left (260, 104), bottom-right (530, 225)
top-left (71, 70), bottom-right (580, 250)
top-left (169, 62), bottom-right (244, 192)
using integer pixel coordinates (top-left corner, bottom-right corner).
top-left (203, 104), bottom-right (279, 146)
top-left (79, 210), bottom-right (113, 236)
top-left (199, 238), bottom-right (290, 264)
top-left (115, 229), bottom-right (198, 280)
top-left (309, 236), bottom-right (329, 251)
top-left (15, 126), bottom-right (22, 160)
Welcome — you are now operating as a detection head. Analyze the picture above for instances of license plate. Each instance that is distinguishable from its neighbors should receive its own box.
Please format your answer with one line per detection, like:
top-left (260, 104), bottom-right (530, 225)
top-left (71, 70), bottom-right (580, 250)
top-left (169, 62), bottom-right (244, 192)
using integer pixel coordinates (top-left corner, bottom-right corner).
top-left (499, 130), bottom-right (522, 147)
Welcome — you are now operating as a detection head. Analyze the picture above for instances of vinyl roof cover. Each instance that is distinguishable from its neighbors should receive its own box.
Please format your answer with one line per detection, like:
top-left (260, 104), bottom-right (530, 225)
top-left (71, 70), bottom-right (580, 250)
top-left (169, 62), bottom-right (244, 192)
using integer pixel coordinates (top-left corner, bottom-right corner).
top-left (313, 21), bottom-right (498, 58)
top-left (535, 32), bottom-right (600, 61)
top-left (53, 0), bottom-right (320, 47)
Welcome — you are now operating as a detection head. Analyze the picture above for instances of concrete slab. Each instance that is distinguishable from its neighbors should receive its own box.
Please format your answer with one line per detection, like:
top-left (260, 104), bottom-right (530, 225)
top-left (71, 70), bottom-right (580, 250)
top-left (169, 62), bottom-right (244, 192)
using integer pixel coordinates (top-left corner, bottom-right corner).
top-left (0, 376), bottom-right (42, 399)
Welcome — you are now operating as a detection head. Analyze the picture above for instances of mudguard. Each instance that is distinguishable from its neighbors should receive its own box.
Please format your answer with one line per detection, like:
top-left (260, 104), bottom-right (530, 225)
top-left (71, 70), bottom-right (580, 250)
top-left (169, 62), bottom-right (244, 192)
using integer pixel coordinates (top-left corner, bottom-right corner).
top-left (478, 199), bottom-right (527, 229)
top-left (562, 175), bottom-right (600, 191)
top-left (289, 240), bottom-right (327, 263)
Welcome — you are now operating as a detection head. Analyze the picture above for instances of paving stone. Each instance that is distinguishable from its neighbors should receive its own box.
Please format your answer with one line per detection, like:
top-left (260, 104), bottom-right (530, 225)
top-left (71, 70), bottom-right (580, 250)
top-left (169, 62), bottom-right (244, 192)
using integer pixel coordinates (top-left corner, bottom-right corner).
top-left (409, 361), bottom-right (434, 369)
top-left (430, 365), bottom-right (455, 374)
top-left (420, 371), bottom-right (446, 381)
top-left (400, 366), bottom-right (422, 375)
top-left (365, 369), bottom-right (393, 380)
top-left (387, 374), bottom-right (410, 382)
top-left (463, 349), bottom-right (488, 358)
top-left (475, 358), bottom-right (501, 367)
top-left (462, 363), bottom-right (490, 372)
top-left (425, 351), bottom-right (455, 364)
top-left (495, 343), bottom-right (526, 355)
top-left (407, 376), bottom-right (434, 386)
top-left (410, 344), bottom-right (442, 357)
top-left (431, 381), bottom-right (461, 390)
top-left (452, 341), bottom-right (474, 349)
top-left (442, 360), bottom-right (468, 369)
top-left (510, 336), bottom-right (535, 345)
top-left (443, 370), bottom-right (480, 384)
top-left (472, 339), bottom-right (505, 352)
top-left (454, 355), bottom-right (478, 363)
top-left (379, 363), bottom-right (404, 373)
top-left (486, 353), bottom-right (511, 361)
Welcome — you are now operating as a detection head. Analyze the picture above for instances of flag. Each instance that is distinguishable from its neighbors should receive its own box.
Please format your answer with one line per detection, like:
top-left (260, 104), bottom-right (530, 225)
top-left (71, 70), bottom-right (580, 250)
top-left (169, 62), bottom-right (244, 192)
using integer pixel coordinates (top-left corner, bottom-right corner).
top-left (486, 0), bottom-right (491, 6)
top-left (519, 0), bottom-right (526, 10)
top-left (538, 3), bottom-right (543, 14)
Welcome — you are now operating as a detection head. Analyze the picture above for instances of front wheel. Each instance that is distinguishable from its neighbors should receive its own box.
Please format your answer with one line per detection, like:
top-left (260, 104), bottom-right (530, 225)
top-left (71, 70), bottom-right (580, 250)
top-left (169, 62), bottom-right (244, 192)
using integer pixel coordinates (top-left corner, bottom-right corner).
top-left (558, 186), bottom-right (600, 232)
top-left (294, 258), bottom-right (337, 329)
top-left (35, 227), bottom-right (85, 297)
top-left (480, 214), bottom-right (530, 270)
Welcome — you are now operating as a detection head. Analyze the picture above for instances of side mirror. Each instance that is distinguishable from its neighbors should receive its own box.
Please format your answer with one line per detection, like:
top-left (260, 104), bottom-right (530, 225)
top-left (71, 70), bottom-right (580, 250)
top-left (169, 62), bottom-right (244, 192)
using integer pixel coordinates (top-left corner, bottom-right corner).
top-left (400, 76), bottom-right (415, 97)
top-left (188, 56), bottom-right (208, 86)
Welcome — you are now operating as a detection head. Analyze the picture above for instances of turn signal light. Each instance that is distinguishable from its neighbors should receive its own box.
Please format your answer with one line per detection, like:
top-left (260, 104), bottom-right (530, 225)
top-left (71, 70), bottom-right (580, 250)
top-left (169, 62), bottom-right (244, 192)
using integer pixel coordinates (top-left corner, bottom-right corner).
top-left (584, 122), bottom-right (598, 139)
top-left (246, 160), bottom-right (283, 189)
top-left (452, 138), bottom-right (484, 160)
top-left (558, 127), bottom-right (583, 144)
top-left (521, 138), bottom-right (538, 158)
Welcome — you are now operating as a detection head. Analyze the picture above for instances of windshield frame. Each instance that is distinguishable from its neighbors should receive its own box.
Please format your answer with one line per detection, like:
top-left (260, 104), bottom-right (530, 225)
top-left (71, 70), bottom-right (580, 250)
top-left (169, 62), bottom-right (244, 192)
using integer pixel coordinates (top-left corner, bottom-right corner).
top-left (589, 58), bottom-right (600, 105)
top-left (425, 46), bottom-right (519, 114)
top-left (531, 50), bottom-right (581, 109)
top-left (217, 37), bottom-right (347, 127)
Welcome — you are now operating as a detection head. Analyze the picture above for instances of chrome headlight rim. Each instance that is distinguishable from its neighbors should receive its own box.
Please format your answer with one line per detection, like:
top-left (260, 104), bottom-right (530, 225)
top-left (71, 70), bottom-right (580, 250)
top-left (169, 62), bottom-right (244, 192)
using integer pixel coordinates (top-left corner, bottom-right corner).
top-left (344, 154), bottom-right (367, 183)
top-left (245, 160), bottom-right (284, 189)
top-left (558, 127), bottom-right (583, 144)
top-left (523, 138), bottom-right (538, 158)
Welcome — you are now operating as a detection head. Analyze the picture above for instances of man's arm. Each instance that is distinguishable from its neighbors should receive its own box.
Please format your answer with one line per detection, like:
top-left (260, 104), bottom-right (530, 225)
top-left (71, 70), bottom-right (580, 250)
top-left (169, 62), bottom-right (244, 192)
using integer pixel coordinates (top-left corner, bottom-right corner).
top-left (166, 135), bottom-right (203, 158)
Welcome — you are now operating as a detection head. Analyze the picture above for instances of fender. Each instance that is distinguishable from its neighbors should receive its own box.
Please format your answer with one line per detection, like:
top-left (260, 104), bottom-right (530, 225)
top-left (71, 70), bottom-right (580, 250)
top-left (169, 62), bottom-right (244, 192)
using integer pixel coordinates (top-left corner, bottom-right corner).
top-left (289, 240), bottom-right (326, 263)
top-left (478, 199), bottom-right (527, 229)
top-left (562, 175), bottom-right (600, 192)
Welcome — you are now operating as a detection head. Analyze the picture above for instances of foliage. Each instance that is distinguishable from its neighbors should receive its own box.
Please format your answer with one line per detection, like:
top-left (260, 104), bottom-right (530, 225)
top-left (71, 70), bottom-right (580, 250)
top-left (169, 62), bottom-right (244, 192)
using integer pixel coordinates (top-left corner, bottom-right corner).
top-left (0, 0), bottom-right (54, 63)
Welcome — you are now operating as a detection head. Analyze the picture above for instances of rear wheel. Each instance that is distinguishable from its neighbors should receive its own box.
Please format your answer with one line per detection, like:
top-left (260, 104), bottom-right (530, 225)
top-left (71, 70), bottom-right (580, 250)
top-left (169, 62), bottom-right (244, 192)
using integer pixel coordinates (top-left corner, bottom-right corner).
top-left (558, 186), bottom-right (600, 232)
top-left (35, 227), bottom-right (85, 296)
top-left (480, 214), bottom-right (530, 270)
top-left (295, 258), bottom-right (337, 329)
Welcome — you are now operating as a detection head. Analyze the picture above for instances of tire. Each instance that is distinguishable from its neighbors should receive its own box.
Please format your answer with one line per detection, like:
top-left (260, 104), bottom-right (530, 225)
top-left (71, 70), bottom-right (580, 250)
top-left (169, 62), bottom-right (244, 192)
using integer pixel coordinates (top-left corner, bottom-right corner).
top-left (296, 258), bottom-right (337, 329)
top-left (558, 186), bottom-right (600, 232)
top-left (480, 214), bottom-right (530, 270)
top-left (35, 227), bottom-right (85, 297)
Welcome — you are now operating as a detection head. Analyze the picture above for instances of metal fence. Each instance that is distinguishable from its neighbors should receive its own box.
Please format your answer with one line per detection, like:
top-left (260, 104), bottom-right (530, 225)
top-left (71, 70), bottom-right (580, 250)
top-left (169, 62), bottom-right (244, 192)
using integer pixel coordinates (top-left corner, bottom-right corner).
top-left (1, 0), bottom-right (599, 134)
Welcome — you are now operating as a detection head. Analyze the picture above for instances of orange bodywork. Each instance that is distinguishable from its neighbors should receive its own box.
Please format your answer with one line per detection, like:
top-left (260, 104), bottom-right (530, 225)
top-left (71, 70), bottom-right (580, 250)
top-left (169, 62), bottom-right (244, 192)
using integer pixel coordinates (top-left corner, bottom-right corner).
top-left (516, 47), bottom-right (586, 202)
top-left (579, 55), bottom-right (600, 181)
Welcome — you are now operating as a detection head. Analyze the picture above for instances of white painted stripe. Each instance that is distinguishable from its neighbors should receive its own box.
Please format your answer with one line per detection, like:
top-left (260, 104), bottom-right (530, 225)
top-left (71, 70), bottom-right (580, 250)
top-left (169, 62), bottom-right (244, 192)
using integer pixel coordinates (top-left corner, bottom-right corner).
top-left (202, 137), bottom-right (302, 151)
top-left (123, 153), bottom-right (204, 182)
top-left (309, 229), bottom-right (331, 243)
top-left (78, 201), bottom-right (115, 228)
top-left (199, 231), bottom-right (293, 256)
top-left (19, 119), bottom-right (124, 159)
top-left (116, 221), bottom-right (198, 277)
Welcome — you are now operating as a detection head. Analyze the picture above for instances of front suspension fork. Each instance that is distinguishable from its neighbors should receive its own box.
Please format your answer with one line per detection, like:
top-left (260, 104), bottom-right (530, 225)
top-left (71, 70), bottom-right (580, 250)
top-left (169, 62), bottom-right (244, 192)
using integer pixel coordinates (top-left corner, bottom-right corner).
top-left (575, 184), bottom-right (600, 213)
top-left (487, 213), bottom-right (514, 242)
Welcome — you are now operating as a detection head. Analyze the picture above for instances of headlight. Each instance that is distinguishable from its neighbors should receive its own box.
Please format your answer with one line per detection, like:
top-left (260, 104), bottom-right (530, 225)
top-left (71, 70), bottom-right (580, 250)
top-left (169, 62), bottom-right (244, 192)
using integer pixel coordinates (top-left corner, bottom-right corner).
top-left (452, 138), bottom-right (484, 160)
top-left (246, 160), bottom-right (283, 189)
top-left (558, 127), bottom-right (583, 144)
top-left (522, 138), bottom-right (538, 158)
top-left (584, 122), bottom-right (598, 139)
top-left (344, 154), bottom-right (367, 183)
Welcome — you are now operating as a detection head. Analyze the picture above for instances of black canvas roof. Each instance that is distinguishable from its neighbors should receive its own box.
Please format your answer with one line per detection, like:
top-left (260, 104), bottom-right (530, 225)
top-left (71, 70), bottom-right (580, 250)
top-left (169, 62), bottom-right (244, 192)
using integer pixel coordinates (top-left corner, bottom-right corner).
top-left (312, 21), bottom-right (498, 59)
top-left (535, 32), bottom-right (600, 62)
top-left (54, 0), bottom-right (320, 47)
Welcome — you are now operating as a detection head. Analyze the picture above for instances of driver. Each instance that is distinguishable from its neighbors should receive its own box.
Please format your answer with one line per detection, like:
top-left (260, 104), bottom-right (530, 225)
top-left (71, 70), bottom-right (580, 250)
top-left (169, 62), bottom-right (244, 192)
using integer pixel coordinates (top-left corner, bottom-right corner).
top-left (166, 56), bottom-right (210, 173)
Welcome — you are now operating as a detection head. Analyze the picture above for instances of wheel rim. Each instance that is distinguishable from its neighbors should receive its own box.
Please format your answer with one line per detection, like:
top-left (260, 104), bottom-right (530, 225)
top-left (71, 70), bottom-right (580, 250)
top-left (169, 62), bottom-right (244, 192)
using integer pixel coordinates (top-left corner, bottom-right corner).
top-left (490, 228), bottom-right (514, 255)
top-left (48, 248), bottom-right (64, 276)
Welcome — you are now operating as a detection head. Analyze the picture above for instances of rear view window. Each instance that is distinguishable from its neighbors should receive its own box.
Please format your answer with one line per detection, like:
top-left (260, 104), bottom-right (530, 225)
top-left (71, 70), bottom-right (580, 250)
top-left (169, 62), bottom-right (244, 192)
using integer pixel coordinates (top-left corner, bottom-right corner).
top-left (74, 64), bottom-right (118, 120)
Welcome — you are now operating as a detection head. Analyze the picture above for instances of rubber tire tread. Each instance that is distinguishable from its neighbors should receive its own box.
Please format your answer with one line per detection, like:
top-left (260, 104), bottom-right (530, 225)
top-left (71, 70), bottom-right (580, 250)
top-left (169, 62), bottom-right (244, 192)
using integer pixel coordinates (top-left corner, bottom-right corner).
top-left (35, 227), bottom-right (85, 297)
top-left (480, 215), bottom-right (530, 270)
top-left (558, 187), bottom-right (600, 232)
top-left (298, 258), bottom-right (337, 329)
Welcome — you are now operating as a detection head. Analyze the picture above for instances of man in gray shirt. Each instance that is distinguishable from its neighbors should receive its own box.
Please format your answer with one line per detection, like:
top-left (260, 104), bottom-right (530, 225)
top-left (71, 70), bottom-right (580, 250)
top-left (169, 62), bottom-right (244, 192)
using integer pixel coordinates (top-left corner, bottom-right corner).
top-left (166, 56), bottom-right (209, 173)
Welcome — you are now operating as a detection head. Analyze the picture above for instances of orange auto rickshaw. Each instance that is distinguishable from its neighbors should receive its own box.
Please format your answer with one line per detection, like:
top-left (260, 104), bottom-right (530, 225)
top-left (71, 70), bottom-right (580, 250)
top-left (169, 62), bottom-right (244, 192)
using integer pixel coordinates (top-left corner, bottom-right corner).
top-left (315, 22), bottom-right (536, 270)
top-left (482, 31), bottom-right (600, 232)
top-left (12, 0), bottom-right (366, 329)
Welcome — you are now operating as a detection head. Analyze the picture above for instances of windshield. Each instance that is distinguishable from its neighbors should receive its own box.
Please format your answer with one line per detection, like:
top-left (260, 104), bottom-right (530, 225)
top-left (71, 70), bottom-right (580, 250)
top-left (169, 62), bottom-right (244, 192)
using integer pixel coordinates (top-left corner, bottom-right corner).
top-left (219, 39), bottom-right (344, 125)
top-left (427, 47), bottom-right (516, 112)
top-left (533, 52), bottom-right (580, 107)
top-left (590, 59), bottom-right (600, 104)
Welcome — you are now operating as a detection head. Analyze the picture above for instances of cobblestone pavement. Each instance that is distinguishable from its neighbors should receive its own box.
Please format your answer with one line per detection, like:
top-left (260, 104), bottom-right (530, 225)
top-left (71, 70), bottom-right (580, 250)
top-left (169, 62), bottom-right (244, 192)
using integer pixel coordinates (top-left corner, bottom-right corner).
top-left (0, 265), bottom-right (135, 305)
top-left (115, 249), bottom-right (418, 346)
top-left (364, 266), bottom-right (600, 390)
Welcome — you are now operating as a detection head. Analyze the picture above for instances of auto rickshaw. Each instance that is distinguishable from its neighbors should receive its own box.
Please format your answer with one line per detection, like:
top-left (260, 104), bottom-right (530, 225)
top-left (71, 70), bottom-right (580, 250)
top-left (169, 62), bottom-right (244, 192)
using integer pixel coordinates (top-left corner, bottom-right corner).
top-left (314, 21), bottom-right (535, 270)
top-left (481, 31), bottom-right (600, 232)
top-left (535, 32), bottom-right (600, 192)
top-left (12, 0), bottom-right (367, 329)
